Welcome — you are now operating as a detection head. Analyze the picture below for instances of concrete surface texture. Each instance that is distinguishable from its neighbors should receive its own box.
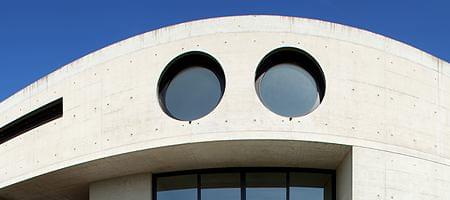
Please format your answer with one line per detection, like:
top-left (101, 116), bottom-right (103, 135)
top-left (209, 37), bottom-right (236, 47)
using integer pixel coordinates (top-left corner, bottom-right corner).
top-left (0, 15), bottom-right (449, 200)
top-left (89, 173), bottom-right (152, 200)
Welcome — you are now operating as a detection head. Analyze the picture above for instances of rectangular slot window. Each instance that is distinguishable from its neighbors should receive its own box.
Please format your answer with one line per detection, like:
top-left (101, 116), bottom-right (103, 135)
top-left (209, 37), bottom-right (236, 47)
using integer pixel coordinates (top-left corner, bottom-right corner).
top-left (0, 98), bottom-right (63, 144)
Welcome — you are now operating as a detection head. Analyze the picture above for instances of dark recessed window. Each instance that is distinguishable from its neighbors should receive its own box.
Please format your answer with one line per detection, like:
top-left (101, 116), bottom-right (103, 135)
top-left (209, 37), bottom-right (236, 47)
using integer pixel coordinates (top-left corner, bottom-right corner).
top-left (154, 168), bottom-right (335, 200)
top-left (201, 173), bottom-right (240, 200)
top-left (157, 174), bottom-right (197, 200)
top-left (290, 172), bottom-right (333, 200)
top-left (255, 47), bottom-right (325, 117)
top-left (158, 52), bottom-right (225, 121)
top-left (246, 172), bottom-right (286, 200)
top-left (0, 98), bottom-right (63, 144)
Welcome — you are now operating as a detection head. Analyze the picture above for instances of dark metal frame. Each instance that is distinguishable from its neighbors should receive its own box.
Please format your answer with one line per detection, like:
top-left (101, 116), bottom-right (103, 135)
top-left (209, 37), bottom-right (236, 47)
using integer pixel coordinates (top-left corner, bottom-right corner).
top-left (152, 167), bottom-right (336, 200)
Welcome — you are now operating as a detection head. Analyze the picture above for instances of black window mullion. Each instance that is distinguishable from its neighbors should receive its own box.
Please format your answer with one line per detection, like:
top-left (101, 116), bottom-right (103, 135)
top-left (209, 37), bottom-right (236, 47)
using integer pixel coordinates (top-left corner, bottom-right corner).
top-left (286, 172), bottom-right (290, 200)
top-left (332, 173), bottom-right (336, 200)
top-left (197, 174), bottom-right (201, 200)
top-left (241, 172), bottom-right (246, 200)
top-left (152, 175), bottom-right (157, 200)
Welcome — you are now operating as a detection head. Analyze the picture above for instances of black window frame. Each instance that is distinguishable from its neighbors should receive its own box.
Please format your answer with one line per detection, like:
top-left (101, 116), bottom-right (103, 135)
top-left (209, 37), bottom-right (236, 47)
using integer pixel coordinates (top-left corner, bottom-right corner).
top-left (153, 167), bottom-right (336, 200)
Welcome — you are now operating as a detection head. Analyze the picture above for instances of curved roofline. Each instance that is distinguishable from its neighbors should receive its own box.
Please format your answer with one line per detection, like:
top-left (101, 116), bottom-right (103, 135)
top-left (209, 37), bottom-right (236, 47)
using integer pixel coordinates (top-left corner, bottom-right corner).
top-left (1, 15), bottom-right (449, 109)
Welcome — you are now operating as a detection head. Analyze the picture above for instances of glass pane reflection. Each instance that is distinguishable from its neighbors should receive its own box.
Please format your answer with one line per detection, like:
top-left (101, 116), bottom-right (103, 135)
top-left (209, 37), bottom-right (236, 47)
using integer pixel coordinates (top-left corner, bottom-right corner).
top-left (246, 173), bottom-right (286, 200)
top-left (155, 170), bottom-right (334, 200)
top-left (201, 173), bottom-right (240, 200)
top-left (157, 175), bottom-right (197, 200)
top-left (290, 173), bottom-right (332, 200)
top-left (257, 63), bottom-right (320, 117)
top-left (291, 187), bottom-right (324, 200)
top-left (164, 66), bottom-right (223, 121)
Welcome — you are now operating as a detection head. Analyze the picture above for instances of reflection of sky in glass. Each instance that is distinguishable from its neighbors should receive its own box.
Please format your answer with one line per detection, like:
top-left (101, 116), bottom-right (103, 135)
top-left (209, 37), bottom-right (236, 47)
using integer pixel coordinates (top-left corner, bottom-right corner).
top-left (202, 188), bottom-right (240, 200)
top-left (156, 172), bottom-right (329, 200)
top-left (157, 189), bottom-right (197, 200)
top-left (247, 188), bottom-right (286, 200)
top-left (202, 173), bottom-right (240, 200)
top-left (258, 63), bottom-right (320, 117)
top-left (164, 66), bottom-right (222, 121)
top-left (246, 173), bottom-right (286, 200)
top-left (290, 187), bottom-right (324, 200)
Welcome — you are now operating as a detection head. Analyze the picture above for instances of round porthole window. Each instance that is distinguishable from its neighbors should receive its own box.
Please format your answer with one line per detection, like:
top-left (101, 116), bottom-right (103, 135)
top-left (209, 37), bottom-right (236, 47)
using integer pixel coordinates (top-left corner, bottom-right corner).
top-left (255, 47), bottom-right (325, 117)
top-left (158, 52), bottom-right (225, 121)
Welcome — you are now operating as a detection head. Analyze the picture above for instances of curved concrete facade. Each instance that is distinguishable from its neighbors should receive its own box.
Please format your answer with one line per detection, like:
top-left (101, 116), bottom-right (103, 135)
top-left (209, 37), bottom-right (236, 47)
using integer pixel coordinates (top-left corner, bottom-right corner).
top-left (0, 15), bottom-right (449, 200)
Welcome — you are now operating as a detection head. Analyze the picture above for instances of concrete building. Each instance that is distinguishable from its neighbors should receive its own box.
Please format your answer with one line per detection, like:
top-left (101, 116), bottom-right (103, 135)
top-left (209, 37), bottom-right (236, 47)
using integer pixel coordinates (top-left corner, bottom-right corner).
top-left (0, 15), bottom-right (449, 200)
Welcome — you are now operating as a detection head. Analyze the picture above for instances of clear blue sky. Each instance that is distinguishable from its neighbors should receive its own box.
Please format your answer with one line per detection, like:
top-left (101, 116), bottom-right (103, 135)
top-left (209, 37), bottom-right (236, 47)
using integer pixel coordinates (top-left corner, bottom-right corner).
top-left (1, 0), bottom-right (449, 102)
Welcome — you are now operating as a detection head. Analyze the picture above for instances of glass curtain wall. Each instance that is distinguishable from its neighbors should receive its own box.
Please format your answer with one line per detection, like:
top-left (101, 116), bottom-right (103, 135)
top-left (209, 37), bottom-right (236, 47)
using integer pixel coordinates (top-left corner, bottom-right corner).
top-left (155, 169), bottom-right (334, 200)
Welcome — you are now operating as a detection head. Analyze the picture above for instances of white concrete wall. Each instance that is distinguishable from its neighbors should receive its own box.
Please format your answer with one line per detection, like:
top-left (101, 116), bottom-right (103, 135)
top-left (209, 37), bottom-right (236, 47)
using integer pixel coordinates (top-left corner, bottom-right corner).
top-left (90, 173), bottom-right (152, 200)
top-left (337, 151), bottom-right (352, 200)
top-left (353, 147), bottom-right (450, 200)
top-left (0, 15), bottom-right (449, 200)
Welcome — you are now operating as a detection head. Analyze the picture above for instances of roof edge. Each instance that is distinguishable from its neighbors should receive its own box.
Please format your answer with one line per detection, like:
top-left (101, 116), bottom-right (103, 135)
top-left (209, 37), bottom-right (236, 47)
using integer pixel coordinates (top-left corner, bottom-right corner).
top-left (1, 15), bottom-right (448, 110)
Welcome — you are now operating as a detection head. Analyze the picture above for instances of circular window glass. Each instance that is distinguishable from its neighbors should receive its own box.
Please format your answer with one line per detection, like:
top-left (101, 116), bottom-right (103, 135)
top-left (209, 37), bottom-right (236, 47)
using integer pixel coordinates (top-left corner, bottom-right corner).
top-left (158, 52), bottom-right (225, 121)
top-left (255, 47), bottom-right (325, 117)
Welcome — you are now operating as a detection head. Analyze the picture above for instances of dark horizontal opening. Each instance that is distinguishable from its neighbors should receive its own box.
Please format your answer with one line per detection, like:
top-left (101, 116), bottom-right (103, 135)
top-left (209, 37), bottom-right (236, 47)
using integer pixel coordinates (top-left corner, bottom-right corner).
top-left (0, 98), bottom-right (63, 144)
top-left (153, 168), bottom-right (336, 200)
